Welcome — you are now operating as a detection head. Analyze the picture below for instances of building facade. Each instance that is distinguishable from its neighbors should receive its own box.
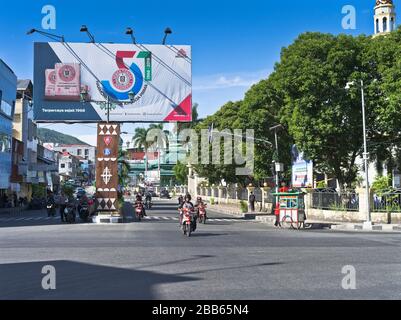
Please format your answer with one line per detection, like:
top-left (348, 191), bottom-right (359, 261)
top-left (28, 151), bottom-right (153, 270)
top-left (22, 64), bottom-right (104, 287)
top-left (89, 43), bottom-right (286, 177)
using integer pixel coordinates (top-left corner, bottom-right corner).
top-left (0, 59), bottom-right (17, 204)
top-left (58, 151), bottom-right (81, 182)
top-left (49, 144), bottom-right (96, 182)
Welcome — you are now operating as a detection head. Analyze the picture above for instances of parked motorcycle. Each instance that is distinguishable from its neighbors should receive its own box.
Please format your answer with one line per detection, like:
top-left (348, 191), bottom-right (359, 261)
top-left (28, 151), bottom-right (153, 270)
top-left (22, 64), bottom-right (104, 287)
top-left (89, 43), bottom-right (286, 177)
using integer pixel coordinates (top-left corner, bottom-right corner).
top-left (78, 204), bottom-right (90, 222)
top-left (64, 200), bottom-right (76, 223)
top-left (197, 204), bottom-right (207, 224)
top-left (46, 201), bottom-right (56, 217)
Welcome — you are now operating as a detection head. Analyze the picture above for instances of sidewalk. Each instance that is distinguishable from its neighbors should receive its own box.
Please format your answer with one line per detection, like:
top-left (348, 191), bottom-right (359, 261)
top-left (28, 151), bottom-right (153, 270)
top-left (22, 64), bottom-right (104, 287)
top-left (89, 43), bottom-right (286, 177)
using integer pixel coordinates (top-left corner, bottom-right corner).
top-left (208, 202), bottom-right (401, 233)
top-left (0, 206), bottom-right (45, 216)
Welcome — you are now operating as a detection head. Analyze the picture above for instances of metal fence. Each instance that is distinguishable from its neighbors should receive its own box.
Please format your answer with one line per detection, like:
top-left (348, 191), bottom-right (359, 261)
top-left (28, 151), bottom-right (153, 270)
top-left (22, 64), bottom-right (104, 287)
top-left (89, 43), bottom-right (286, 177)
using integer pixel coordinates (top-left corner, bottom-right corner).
top-left (373, 189), bottom-right (401, 212)
top-left (311, 189), bottom-right (359, 211)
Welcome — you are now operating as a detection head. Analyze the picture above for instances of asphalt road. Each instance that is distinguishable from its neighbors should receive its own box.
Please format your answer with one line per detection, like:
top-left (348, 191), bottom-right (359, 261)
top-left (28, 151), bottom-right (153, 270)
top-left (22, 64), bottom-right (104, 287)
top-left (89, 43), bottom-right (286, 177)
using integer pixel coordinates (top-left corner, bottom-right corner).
top-left (1, 199), bottom-right (401, 300)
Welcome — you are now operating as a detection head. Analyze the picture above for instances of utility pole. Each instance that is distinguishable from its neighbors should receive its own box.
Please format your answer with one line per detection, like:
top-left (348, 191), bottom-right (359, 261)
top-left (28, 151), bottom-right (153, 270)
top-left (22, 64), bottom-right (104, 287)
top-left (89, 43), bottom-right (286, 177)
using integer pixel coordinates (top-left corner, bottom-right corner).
top-left (346, 80), bottom-right (371, 227)
top-left (360, 80), bottom-right (371, 225)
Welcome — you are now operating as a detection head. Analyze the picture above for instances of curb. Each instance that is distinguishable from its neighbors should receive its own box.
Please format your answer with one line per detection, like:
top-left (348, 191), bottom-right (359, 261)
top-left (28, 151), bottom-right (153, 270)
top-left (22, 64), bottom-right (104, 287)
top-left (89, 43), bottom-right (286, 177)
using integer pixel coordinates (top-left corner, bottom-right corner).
top-left (330, 223), bottom-right (401, 232)
top-left (92, 215), bottom-right (124, 224)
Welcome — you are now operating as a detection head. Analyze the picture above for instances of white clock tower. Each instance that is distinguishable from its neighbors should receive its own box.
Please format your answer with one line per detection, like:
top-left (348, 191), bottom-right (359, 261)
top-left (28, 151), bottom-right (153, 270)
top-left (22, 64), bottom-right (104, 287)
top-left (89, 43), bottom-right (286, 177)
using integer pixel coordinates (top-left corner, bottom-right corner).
top-left (374, 0), bottom-right (396, 36)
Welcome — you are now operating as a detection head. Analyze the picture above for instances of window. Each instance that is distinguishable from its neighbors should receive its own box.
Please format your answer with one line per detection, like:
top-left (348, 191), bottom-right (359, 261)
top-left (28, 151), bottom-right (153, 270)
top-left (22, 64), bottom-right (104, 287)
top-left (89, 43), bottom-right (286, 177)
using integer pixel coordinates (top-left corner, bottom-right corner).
top-left (62, 149), bottom-right (67, 152)
top-left (391, 17), bottom-right (395, 31)
top-left (77, 149), bottom-right (82, 156)
top-left (383, 17), bottom-right (388, 32)
top-left (85, 149), bottom-right (89, 156)
top-left (68, 163), bottom-right (72, 168)
top-left (61, 163), bottom-right (65, 169)
top-left (376, 19), bottom-right (380, 33)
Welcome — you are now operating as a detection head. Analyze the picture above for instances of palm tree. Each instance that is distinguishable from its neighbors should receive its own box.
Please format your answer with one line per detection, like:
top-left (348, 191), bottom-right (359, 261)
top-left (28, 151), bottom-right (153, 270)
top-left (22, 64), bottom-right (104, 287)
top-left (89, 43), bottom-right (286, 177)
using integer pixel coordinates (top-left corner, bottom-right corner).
top-left (132, 128), bottom-right (152, 176)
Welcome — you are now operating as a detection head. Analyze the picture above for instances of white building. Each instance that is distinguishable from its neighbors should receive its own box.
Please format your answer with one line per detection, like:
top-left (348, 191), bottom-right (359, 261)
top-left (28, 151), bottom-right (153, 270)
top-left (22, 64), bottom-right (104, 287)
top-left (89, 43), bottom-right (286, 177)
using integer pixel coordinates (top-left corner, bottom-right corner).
top-left (374, 0), bottom-right (396, 36)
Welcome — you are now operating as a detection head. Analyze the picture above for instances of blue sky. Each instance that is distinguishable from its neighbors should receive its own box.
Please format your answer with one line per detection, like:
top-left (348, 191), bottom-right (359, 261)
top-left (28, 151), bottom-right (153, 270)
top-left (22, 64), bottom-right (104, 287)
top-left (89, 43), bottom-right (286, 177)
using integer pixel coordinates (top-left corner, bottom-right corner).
top-left (0, 0), bottom-right (388, 145)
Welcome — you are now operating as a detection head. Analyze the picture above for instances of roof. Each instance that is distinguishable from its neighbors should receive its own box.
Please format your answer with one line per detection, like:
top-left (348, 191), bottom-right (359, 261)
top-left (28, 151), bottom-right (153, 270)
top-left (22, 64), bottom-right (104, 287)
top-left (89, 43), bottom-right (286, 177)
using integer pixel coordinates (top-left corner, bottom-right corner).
top-left (0, 59), bottom-right (15, 75)
top-left (17, 79), bottom-right (32, 91)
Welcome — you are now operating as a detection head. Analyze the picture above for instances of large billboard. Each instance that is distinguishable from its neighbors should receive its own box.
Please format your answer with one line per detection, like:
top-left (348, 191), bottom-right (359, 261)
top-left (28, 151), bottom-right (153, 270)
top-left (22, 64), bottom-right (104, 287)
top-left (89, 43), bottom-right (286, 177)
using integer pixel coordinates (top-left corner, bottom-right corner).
top-left (33, 42), bottom-right (192, 123)
top-left (291, 145), bottom-right (313, 188)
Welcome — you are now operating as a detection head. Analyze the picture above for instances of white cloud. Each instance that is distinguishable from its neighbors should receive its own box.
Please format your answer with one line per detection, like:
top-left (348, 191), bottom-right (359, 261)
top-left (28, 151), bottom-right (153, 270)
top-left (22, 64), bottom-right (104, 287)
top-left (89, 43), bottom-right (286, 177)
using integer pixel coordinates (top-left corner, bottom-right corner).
top-left (193, 69), bottom-right (270, 91)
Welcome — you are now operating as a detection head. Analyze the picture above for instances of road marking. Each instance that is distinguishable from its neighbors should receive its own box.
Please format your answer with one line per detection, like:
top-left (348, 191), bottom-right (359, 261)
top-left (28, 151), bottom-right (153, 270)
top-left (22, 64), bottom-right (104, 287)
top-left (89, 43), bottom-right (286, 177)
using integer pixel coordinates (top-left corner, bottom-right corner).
top-left (162, 217), bottom-right (170, 220)
top-left (144, 216), bottom-right (151, 220)
top-left (15, 217), bottom-right (27, 221)
top-left (34, 217), bottom-right (43, 220)
top-left (172, 217), bottom-right (179, 220)
top-left (152, 216), bottom-right (161, 220)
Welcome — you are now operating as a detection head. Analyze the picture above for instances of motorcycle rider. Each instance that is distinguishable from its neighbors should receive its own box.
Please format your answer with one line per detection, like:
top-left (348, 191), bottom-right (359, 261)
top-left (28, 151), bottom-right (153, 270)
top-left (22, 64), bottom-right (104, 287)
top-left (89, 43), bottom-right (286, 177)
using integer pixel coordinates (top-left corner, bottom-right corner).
top-left (134, 193), bottom-right (147, 216)
top-left (179, 194), bottom-right (197, 232)
top-left (145, 191), bottom-right (152, 208)
top-left (178, 194), bottom-right (184, 206)
top-left (63, 194), bottom-right (77, 222)
top-left (194, 196), bottom-right (205, 218)
top-left (78, 193), bottom-right (90, 219)
top-left (46, 190), bottom-right (56, 217)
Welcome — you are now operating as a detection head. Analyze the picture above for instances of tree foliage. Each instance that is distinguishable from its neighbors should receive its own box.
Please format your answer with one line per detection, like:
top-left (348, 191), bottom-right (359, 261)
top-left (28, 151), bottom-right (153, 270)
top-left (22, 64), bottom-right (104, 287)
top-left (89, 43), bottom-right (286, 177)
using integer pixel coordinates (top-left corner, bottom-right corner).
top-left (194, 28), bottom-right (401, 189)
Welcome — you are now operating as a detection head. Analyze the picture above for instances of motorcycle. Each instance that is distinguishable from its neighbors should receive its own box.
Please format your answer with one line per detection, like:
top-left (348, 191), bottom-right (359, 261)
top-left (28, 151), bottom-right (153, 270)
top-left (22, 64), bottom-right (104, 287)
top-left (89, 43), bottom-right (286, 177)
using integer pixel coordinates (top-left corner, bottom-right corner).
top-left (63, 200), bottom-right (76, 223)
top-left (78, 198), bottom-right (95, 222)
top-left (197, 204), bottom-right (207, 224)
top-left (79, 204), bottom-right (90, 222)
top-left (181, 207), bottom-right (195, 237)
top-left (145, 198), bottom-right (152, 209)
top-left (135, 202), bottom-right (144, 221)
top-left (46, 202), bottom-right (56, 217)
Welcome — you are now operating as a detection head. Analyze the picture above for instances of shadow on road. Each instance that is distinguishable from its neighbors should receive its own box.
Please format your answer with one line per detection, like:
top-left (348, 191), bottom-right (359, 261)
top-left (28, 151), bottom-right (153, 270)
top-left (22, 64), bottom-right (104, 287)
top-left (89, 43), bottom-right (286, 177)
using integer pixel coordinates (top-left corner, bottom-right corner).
top-left (179, 262), bottom-right (284, 276)
top-left (190, 233), bottom-right (230, 237)
top-left (0, 260), bottom-right (198, 300)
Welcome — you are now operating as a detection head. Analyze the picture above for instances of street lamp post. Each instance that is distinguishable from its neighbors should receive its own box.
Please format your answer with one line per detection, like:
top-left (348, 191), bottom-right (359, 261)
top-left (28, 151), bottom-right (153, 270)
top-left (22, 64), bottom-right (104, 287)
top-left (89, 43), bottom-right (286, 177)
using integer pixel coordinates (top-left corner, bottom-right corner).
top-left (346, 80), bottom-right (371, 226)
top-left (269, 124), bottom-right (283, 195)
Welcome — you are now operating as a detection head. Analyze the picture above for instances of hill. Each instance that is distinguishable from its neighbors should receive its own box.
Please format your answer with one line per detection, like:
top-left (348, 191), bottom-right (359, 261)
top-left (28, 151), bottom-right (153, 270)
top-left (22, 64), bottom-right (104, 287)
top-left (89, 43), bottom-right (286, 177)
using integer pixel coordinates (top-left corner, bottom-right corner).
top-left (37, 128), bottom-right (89, 145)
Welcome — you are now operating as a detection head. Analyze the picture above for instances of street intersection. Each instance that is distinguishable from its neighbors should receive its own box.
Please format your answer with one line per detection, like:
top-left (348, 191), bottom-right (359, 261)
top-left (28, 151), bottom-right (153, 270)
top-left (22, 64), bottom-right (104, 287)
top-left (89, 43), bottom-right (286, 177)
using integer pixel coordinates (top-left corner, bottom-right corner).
top-left (1, 199), bottom-right (401, 300)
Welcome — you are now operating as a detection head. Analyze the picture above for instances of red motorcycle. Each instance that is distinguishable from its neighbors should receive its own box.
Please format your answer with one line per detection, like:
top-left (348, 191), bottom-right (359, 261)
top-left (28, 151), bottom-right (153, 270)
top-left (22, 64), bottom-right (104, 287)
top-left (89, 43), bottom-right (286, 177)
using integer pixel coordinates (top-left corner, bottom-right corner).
top-left (197, 204), bottom-right (207, 224)
top-left (181, 207), bottom-right (194, 237)
top-left (135, 202), bottom-right (144, 221)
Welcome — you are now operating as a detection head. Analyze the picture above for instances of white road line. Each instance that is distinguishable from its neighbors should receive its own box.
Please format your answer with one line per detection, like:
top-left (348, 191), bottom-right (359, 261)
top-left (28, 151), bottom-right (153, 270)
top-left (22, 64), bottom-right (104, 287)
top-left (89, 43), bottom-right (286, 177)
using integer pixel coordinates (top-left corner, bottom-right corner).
top-left (162, 217), bottom-right (170, 220)
top-left (152, 216), bottom-right (161, 220)
top-left (34, 217), bottom-right (43, 220)
top-left (15, 217), bottom-right (27, 221)
top-left (25, 217), bottom-right (35, 221)
top-left (144, 216), bottom-right (151, 220)
top-left (172, 217), bottom-right (179, 220)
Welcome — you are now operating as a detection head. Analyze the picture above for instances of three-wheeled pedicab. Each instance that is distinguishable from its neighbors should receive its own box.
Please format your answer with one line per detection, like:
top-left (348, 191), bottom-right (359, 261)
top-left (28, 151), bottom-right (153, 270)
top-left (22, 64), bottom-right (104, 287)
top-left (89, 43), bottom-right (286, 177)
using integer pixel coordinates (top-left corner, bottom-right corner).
top-left (272, 191), bottom-right (306, 229)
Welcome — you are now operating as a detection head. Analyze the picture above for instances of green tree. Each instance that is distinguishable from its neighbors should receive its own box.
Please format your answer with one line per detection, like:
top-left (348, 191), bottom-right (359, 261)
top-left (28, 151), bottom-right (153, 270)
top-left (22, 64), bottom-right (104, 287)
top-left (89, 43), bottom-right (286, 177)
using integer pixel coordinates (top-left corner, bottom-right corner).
top-left (173, 161), bottom-right (189, 185)
top-left (271, 32), bottom-right (375, 189)
top-left (132, 128), bottom-right (152, 172)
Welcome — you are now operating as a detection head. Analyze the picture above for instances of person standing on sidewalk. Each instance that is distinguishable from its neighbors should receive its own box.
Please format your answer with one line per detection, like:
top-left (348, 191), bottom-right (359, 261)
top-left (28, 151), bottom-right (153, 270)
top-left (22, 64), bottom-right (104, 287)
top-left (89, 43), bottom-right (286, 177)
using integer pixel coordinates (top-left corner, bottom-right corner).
top-left (249, 192), bottom-right (256, 212)
top-left (274, 181), bottom-right (290, 228)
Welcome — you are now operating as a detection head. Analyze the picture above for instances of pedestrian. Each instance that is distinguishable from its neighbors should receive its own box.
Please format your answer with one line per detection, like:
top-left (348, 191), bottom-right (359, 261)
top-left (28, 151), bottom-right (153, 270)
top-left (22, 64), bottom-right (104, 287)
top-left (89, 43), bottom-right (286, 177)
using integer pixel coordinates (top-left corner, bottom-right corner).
top-left (274, 181), bottom-right (289, 228)
top-left (13, 193), bottom-right (18, 208)
top-left (58, 192), bottom-right (67, 222)
top-left (249, 192), bottom-right (256, 212)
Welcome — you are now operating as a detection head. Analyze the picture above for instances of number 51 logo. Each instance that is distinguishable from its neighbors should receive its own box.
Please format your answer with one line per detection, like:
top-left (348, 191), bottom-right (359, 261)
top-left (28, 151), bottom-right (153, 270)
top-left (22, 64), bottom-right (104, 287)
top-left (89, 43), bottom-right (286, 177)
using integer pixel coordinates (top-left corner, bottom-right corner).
top-left (101, 50), bottom-right (151, 101)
